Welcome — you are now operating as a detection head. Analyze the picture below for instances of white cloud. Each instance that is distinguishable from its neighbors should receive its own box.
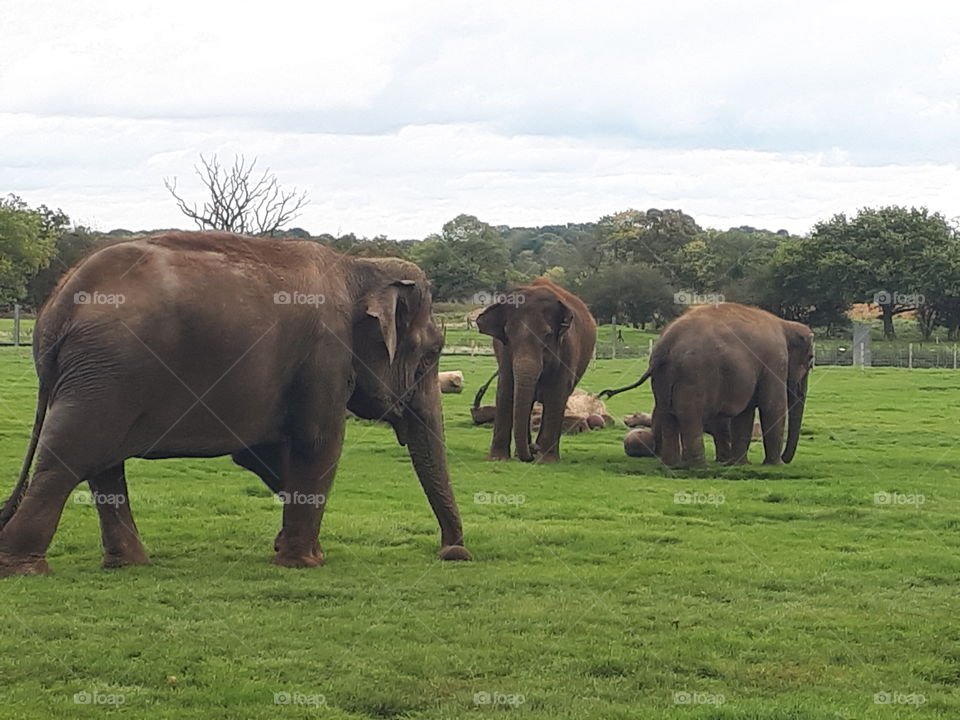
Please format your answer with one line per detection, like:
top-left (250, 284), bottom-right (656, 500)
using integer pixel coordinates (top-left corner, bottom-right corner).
top-left (2, 0), bottom-right (960, 235)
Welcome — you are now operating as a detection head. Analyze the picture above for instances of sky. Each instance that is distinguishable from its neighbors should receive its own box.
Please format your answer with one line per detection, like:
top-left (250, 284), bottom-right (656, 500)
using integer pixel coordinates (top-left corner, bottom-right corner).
top-left (2, 0), bottom-right (960, 238)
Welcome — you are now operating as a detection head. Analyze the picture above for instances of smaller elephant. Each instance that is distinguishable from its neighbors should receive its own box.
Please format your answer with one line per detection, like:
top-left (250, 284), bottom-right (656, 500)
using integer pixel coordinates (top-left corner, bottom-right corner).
top-left (438, 370), bottom-right (464, 394)
top-left (624, 412), bottom-right (653, 428)
top-left (625, 422), bottom-right (737, 461)
top-left (624, 428), bottom-right (657, 457)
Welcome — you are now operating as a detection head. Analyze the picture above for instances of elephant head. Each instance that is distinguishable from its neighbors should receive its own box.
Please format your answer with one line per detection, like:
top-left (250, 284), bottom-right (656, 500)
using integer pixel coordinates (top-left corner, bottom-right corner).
top-left (347, 258), bottom-right (469, 559)
top-left (782, 322), bottom-right (814, 463)
top-left (476, 287), bottom-right (574, 461)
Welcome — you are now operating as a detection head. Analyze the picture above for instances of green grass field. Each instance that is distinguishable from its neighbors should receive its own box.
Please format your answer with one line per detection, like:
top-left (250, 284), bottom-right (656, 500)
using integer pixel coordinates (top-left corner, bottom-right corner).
top-left (0, 348), bottom-right (958, 718)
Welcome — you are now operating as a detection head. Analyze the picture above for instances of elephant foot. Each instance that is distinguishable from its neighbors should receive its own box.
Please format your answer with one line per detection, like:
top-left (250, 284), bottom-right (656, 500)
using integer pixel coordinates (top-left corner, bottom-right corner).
top-left (762, 458), bottom-right (785, 466)
top-left (102, 547), bottom-right (151, 569)
top-left (0, 553), bottom-right (51, 578)
top-left (515, 451), bottom-right (535, 463)
top-left (666, 458), bottom-right (707, 470)
top-left (535, 453), bottom-right (559, 464)
top-left (439, 545), bottom-right (472, 561)
top-left (486, 451), bottom-right (511, 462)
top-left (723, 457), bottom-right (750, 466)
top-left (271, 550), bottom-right (325, 568)
top-left (272, 534), bottom-right (325, 568)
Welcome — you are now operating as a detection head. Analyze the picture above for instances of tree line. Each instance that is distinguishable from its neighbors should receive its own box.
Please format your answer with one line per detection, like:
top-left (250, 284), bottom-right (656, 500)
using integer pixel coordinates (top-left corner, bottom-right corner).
top-left (3, 194), bottom-right (958, 340)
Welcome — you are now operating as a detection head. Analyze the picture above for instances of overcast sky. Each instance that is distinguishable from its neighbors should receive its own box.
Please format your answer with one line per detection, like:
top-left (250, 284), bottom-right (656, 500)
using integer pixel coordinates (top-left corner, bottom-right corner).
top-left (3, 0), bottom-right (960, 238)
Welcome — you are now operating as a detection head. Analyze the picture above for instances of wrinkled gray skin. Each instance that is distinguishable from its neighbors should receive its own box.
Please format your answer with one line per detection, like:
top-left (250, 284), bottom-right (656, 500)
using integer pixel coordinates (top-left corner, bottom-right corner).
top-left (0, 232), bottom-right (471, 576)
top-left (638, 303), bottom-right (813, 468)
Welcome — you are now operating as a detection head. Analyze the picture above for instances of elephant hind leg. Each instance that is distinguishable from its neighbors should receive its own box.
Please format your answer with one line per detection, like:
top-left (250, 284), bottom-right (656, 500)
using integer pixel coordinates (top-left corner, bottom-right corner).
top-left (90, 463), bottom-right (150, 569)
top-left (654, 409), bottom-right (681, 468)
top-left (0, 399), bottom-right (137, 576)
top-left (0, 459), bottom-right (84, 576)
top-left (726, 407), bottom-right (755, 465)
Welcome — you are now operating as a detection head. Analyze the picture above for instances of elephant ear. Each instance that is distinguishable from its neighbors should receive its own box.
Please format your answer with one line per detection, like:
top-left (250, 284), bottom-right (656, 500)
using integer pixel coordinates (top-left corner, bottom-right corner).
top-left (555, 301), bottom-right (574, 338)
top-left (476, 302), bottom-right (509, 343)
top-left (785, 325), bottom-right (815, 374)
top-left (366, 280), bottom-right (416, 364)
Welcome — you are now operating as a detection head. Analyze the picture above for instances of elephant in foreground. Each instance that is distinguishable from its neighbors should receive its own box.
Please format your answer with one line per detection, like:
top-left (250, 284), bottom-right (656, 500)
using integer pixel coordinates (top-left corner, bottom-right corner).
top-left (0, 231), bottom-right (471, 576)
top-left (601, 303), bottom-right (813, 468)
top-left (476, 278), bottom-right (596, 462)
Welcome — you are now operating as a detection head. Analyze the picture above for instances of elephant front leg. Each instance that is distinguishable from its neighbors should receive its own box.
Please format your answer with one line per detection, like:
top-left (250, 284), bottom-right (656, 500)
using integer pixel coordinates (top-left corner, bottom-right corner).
top-left (758, 382), bottom-right (786, 465)
top-left (90, 463), bottom-right (150, 568)
top-left (708, 419), bottom-right (732, 464)
top-left (487, 364), bottom-right (514, 461)
top-left (232, 442), bottom-right (290, 551)
top-left (533, 382), bottom-right (568, 463)
top-left (272, 429), bottom-right (342, 569)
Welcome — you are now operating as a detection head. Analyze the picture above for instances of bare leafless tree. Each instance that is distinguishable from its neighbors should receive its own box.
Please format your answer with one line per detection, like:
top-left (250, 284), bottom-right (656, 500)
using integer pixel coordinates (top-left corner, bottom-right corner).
top-left (164, 154), bottom-right (308, 236)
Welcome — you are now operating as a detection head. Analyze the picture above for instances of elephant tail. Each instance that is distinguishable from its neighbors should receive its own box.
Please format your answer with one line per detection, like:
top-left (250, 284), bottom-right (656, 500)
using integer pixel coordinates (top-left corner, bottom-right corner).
top-left (597, 370), bottom-right (651, 400)
top-left (0, 344), bottom-right (57, 530)
top-left (473, 370), bottom-right (499, 409)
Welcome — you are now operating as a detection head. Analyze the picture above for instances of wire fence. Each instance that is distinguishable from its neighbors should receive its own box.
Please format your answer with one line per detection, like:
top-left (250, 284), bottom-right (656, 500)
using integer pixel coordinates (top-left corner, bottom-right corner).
top-left (444, 339), bottom-right (960, 368)
top-left (3, 309), bottom-right (958, 368)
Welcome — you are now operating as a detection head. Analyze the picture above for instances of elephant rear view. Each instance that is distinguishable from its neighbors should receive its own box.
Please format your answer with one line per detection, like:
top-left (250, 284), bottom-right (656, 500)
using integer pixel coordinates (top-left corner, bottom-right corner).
top-left (602, 303), bottom-right (813, 468)
top-left (476, 278), bottom-right (596, 463)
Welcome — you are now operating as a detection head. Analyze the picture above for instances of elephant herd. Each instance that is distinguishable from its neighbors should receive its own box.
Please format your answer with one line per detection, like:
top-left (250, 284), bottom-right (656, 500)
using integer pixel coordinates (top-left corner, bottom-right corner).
top-left (0, 232), bottom-right (812, 578)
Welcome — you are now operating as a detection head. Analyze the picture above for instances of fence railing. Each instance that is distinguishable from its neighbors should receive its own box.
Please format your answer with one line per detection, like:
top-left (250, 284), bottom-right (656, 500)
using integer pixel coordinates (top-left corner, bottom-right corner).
top-left (2, 314), bottom-right (956, 368)
top-left (443, 339), bottom-right (960, 368)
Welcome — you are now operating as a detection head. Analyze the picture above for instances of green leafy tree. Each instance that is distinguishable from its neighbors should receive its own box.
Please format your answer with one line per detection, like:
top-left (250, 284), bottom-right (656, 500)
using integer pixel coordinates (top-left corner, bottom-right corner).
top-left (767, 237), bottom-right (856, 333)
top-left (914, 239), bottom-right (960, 340)
top-left (806, 206), bottom-right (953, 338)
top-left (575, 263), bottom-right (676, 327)
top-left (26, 225), bottom-right (102, 310)
top-left (675, 228), bottom-right (784, 294)
top-left (597, 208), bottom-right (700, 276)
top-left (410, 215), bottom-right (509, 301)
top-left (0, 196), bottom-right (60, 307)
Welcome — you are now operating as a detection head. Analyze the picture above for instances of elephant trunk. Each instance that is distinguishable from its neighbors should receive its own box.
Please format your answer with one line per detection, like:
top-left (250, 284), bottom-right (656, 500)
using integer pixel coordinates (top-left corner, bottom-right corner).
top-left (511, 359), bottom-right (540, 462)
top-left (782, 373), bottom-right (808, 463)
top-left (402, 378), bottom-right (470, 559)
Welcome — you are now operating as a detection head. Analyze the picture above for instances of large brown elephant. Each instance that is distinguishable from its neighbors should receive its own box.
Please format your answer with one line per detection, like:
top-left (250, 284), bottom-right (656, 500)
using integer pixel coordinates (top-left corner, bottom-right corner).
top-left (0, 231), bottom-right (471, 577)
top-left (601, 303), bottom-right (813, 468)
top-left (476, 278), bottom-right (596, 462)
